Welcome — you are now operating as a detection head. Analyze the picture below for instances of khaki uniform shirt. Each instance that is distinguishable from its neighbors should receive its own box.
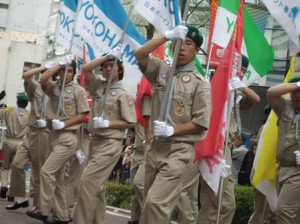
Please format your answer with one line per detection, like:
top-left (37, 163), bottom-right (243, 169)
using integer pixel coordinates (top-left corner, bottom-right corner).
top-left (0, 107), bottom-right (29, 139)
top-left (273, 99), bottom-right (298, 164)
top-left (143, 57), bottom-right (211, 143)
top-left (44, 80), bottom-right (90, 131)
top-left (24, 79), bottom-right (48, 128)
top-left (135, 96), bottom-right (152, 148)
top-left (86, 73), bottom-right (136, 139)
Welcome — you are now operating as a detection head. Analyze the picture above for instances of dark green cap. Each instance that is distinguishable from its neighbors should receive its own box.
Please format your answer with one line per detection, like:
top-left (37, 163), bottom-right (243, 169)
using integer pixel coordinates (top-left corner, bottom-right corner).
top-left (16, 92), bottom-right (29, 102)
top-left (242, 55), bottom-right (249, 69)
top-left (288, 76), bottom-right (300, 83)
top-left (186, 25), bottom-right (203, 48)
top-left (0, 104), bottom-right (7, 109)
top-left (264, 104), bottom-right (271, 115)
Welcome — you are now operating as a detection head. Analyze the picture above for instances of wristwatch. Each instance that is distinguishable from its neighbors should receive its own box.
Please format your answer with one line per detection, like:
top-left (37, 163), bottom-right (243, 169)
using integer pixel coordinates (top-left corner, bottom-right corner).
top-left (297, 81), bottom-right (300, 88)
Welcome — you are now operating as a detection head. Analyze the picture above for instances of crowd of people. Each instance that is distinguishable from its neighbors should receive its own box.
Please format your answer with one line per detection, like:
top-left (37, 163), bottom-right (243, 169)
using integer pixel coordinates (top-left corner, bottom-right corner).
top-left (0, 24), bottom-right (299, 224)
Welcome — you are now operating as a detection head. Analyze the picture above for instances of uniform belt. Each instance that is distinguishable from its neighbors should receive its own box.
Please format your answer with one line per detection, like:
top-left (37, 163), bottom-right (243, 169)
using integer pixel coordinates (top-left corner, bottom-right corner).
top-left (278, 161), bottom-right (297, 167)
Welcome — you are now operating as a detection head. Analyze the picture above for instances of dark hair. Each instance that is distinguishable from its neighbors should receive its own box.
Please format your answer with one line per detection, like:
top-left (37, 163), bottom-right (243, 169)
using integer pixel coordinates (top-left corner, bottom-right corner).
top-left (250, 132), bottom-right (258, 138)
top-left (70, 60), bottom-right (77, 76)
top-left (17, 100), bottom-right (28, 108)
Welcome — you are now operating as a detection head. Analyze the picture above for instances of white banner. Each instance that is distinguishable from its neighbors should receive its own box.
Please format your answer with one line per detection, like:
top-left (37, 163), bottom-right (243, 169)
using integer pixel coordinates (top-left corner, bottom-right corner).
top-left (75, 0), bottom-right (146, 94)
top-left (262, 0), bottom-right (300, 55)
top-left (134, 0), bottom-right (181, 35)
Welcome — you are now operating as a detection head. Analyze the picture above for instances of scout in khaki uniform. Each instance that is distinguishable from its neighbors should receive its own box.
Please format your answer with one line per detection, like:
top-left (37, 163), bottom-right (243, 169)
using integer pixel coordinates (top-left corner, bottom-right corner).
top-left (6, 63), bottom-right (53, 212)
top-left (197, 55), bottom-right (260, 224)
top-left (268, 75), bottom-right (300, 224)
top-left (0, 93), bottom-right (29, 200)
top-left (134, 25), bottom-right (212, 224)
top-left (128, 95), bottom-right (152, 224)
top-left (73, 49), bottom-right (136, 224)
top-left (27, 55), bottom-right (89, 224)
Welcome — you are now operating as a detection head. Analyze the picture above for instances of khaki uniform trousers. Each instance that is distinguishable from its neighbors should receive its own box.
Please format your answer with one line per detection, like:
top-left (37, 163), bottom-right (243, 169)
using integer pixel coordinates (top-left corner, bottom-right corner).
top-left (73, 136), bottom-right (122, 224)
top-left (9, 127), bottom-right (49, 208)
top-left (176, 162), bottom-right (200, 224)
top-left (130, 147), bottom-right (145, 221)
top-left (2, 138), bottom-right (23, 170)
top-left (141, 139), bottom-right (194, 224)
top-left (65, 129), bottom-right (90, 215)
top-left (276, 165), bottom-right (300, 224)
top-left (40, 131), bottom-right (77, 221)
top-left (248, 187), bottom-right (277, 224)
top-left (197, 174), bottom-right (236, 224)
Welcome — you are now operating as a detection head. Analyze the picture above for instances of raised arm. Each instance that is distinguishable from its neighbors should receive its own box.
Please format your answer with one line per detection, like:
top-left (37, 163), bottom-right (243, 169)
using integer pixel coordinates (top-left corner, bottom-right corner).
top-left (268, 82), bottom-right (298, 109)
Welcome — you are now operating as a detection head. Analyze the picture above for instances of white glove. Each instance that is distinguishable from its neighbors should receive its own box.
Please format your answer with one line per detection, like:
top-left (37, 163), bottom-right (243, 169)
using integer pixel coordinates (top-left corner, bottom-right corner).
top-left (76, 149), bottom-right (86, 165)
top-left (59, 54), bottom-right (73, 66)
top-left (37, 119), bottom-right (47, 128)
top-left (230, 77), bottom-right (246, 91)
top-left (153, 121), bottom-right (174, 137)
top-left (164, 25), bottom-right (188, 41)
top-left (52, 119), bottom-right (65, 130)
top-left (93, 117), bottom-right (110, 128)
top-left (108, 47), bottom-right (122, 60)
top-left (220, 159), bottom-right (231, 178)
top-left (44, 61), bottom-right (55, 69)
top-left (295, 151), bottom-right (300, 165)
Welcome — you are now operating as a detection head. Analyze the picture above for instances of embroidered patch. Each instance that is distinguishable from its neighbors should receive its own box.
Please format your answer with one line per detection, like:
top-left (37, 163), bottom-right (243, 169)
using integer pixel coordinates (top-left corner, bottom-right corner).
top-left (110, 90), bottom-right (118, 96)
top-left (281, 112), bottom-right (293, 122)
top-left (175, 105), bottom-right (185, 117)
top-left (181, 75), bottom-right (191, 83)
top-left (66, 89), bottom-right (72, 94)
top-left (160, 73), bottom-right (168, 80)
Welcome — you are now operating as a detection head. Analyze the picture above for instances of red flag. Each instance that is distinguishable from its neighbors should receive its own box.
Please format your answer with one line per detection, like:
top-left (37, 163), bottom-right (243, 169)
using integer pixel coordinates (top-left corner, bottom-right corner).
top-left (195, 0), bottom-right (245, 193)
top-left (135, 44), bottom-right (165, 126)
top-left (80, 44), bottom-right (86, 87)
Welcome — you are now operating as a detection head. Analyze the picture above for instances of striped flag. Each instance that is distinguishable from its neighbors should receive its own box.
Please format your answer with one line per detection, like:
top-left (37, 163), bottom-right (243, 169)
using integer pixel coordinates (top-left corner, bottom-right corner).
top-left (196, 0), bottom-right (245, 193)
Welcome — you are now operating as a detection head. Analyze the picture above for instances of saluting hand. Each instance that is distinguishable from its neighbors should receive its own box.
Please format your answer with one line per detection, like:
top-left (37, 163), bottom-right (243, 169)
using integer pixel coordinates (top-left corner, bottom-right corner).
top-left (164, 25), bottom-right (188, 41)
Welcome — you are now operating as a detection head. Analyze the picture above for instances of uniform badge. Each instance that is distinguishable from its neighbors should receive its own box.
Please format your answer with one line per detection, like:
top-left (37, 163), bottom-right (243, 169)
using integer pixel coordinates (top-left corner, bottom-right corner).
top-left (175, 103), bottom-right (185, 117)
top-left (181, 75), bottom-right (191, 83)
top-left (66, 89), bottom-right (72, 94)
top-left (160, 73), bottom-right (168, 80)
top-left (110, 90), bottom-right (118, 96)
top-left (65, 105), bottom-right (73, 114)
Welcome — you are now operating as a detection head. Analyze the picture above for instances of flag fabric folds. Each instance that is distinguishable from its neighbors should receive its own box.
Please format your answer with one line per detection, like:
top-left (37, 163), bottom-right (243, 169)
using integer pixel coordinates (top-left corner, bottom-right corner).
top-left (196, 0), bottom-right (245, 193)
top-left (134, 0), bottom-right (181, 35)
top-left (75, 0), bottom-right (146, 91)
top-left (261, 0), bottom-right (300, 55)
top-left (252, 55), bottom-right (297, 211)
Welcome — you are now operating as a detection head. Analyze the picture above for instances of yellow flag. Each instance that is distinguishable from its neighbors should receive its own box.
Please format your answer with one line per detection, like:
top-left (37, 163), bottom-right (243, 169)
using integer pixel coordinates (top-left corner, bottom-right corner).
top-left (252, 55), bottom-right (296, 211)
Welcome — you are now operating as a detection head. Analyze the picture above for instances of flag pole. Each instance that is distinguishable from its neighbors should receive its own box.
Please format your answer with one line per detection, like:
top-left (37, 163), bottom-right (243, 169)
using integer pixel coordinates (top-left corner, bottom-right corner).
top-left (205, 42), bottom-right (214, 80)
top-left (158, 0), bottom-right (191, 122)
top-left (216, 89), bottom-right (234, 224)
top-left (56, 0), bottom-right (82, 119)
top-left (98, 0), bottom-right (137, 118)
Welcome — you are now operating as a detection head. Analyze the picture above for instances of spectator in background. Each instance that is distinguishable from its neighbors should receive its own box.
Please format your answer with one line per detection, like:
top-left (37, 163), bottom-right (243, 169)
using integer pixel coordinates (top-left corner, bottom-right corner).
top-left (239, 144), bottom-right (257, 185)
top-left (232, 133), bottom-right (248, 184)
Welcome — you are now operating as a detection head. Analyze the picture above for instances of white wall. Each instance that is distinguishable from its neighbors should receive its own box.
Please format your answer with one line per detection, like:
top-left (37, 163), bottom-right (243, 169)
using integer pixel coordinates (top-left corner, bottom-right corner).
top-left (1, 42), bottom-right (44, 106)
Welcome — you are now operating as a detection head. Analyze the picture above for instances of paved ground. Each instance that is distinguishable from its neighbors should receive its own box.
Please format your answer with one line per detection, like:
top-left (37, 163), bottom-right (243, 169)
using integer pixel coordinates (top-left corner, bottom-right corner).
top-left (0, 198), bottom-right (131, 224)
top-left (0, 171), bottom-right (131, 224)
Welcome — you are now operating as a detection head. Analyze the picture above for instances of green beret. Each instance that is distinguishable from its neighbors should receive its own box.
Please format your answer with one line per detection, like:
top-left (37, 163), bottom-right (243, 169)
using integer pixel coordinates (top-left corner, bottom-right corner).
top-left (0, 104), bottom-right (7, 109)
top-left (16, 93), bottom-right (29, 102)
top-left (288, 76), bottom-right (300, 83)
top-left (242, 55), bottom-right (249, 69)
top-left (186, 25), bottom-right (203, 48)
top-left (264, 104), bottom-right (271, 115)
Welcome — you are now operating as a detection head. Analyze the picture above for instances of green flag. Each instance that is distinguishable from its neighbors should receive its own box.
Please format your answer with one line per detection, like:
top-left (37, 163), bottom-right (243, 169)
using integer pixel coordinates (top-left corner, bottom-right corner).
top-left (242, 8), bottom-right (274, 85)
